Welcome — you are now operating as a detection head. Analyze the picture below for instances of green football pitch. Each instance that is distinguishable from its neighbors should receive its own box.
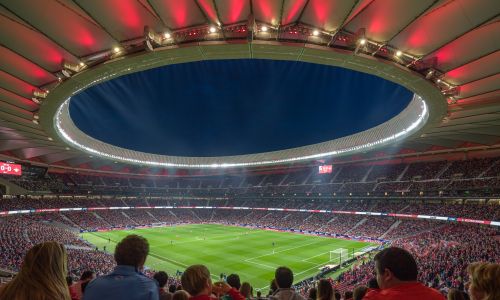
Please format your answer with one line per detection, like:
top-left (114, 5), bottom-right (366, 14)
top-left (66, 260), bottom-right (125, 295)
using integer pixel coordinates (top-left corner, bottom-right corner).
top-left (81, 224), bottom-right (375, 290)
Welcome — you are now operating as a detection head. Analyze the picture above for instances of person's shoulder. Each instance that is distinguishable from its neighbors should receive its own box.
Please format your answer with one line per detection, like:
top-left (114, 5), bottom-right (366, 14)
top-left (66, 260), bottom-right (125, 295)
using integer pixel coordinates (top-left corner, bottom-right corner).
top-left (421, 285), bottom-right (445, 299)
top-left (362, 288), bottom-right (383, 300)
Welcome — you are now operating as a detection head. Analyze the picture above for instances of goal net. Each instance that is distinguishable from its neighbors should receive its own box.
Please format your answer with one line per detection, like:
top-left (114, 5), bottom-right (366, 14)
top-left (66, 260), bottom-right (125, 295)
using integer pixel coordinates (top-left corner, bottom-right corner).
top-left (330, 248), bottom-right (349, 264)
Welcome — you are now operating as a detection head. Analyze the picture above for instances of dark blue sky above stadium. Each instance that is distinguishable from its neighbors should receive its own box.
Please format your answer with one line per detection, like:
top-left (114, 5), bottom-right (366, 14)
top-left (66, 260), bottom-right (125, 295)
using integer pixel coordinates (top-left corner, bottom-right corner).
top-left (69, 59), bottom-right (412, 157)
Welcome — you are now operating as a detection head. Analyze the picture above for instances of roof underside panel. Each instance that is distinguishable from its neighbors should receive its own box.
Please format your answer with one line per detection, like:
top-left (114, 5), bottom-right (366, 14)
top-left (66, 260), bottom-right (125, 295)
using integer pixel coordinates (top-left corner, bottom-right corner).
top-left (252, 0), bottom-right (282, 25)
top-left (344, 0), bottom-right (436, 42)
top-left (0, 14), bottom-right (78, 72)
top-left (149, 0), bottom-right (208, 29)
top-left (459, 73), bottom-right (500, 99)
top-left (0, 46), bottom-right (56, 86)
top-left (281, 0), bottom-right (309, 25)
top-left (0, 0), bottom-right (497, 173)
top-left (0, 88), bottom-right (38, 111)
top-left (443, 51), bottom-right (500, 85)
top-left (2, 0), bottom-right (115, 56)
top-left (425, 19), bottom-right (500, 72)
top-left (73, 0), bottom-right (165, 42)
top-left (214, 0), bottom-right (250, 25)
top-left (0, 70), bottom-right (36, 98)
top-left (391, 0), bottom-right (499, 56)
top-left (300, 0), bottom-right (356, 32)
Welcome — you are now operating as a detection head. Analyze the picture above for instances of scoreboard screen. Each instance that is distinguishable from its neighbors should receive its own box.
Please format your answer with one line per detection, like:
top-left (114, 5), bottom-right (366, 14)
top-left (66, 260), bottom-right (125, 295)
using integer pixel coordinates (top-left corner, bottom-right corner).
top-left (0, 162), bottom-right (22, 176)
top-left (318, 165), bottom-right (332, 174)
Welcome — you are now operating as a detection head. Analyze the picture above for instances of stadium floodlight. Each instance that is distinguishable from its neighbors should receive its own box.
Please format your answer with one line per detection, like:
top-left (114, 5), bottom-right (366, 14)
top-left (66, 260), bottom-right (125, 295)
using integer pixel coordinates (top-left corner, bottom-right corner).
top-left (62, 61), bottom-right (86, 77)
top-left (261, 25), bottom-right (268, 32)
top-left (209, 26), bottom-right (217, 33)
top-left (144, 26), bottom-right (166, 51)
top-left (395, 50), bottom-right (403, 57)
top-left (312, 30), bottom-right (319, 36)
top-left (33, 90), bottom-right (48, 99)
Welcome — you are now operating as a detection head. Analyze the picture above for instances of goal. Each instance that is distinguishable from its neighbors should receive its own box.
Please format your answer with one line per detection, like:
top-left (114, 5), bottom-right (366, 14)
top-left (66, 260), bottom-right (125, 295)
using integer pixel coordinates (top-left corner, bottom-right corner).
top-left (330, 248), bottom-right (349, 264)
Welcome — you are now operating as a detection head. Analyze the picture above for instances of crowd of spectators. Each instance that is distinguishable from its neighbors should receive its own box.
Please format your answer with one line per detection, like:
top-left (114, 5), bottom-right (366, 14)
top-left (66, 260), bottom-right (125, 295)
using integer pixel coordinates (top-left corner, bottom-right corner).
top-left (3, 156), bottom-right (500, 199)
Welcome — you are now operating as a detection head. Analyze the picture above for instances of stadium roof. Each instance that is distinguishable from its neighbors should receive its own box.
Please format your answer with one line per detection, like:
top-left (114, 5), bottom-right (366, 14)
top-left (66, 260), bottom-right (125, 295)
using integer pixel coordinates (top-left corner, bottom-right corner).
top-left (0, 0), bottom-right (499, 174)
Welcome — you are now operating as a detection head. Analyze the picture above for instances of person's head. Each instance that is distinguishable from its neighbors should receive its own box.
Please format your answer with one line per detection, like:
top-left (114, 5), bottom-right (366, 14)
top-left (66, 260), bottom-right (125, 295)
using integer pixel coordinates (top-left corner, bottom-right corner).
top-left (467, 262), bottom-right (500, 300)
top-left (352, 286), bottom-right (368, 300)
top-left (269, 279), bottom-right (278, 294)
top-left (448, 288), bottom-right (466, 300)
top-left (334, 291), bottom-right (341, 300)
top-left (257, 290), bottom-right (262, 298)
top-left (181, 265), bottom-right (212, 296)
top-left (344, 291), bottom-right (353, 300)
top-left (154, 271), bottom-right (169, 288)
top-left (114, 234), bottom-right (149, 269)
top-left (0, 241), bottom-right (71, 300)
top-left (307, 287), bottom-right (317, 300)
top-left (275, 267), bottom-right (294, 288)
top-left (173, 290), bottom-right (191, 300)
top-left (373, 247), bottom-right (418, 289)
top-left (169, 284), bottom-right (177, 293)
top-left (367, 277), bottom-right (379, 289)
top-left (80, 270), bottom-right (95, 282)
top-left (227, 273), bottom-right (241, 290)
top-left (240, 282), bottom-right (253, 298)
top-left (316, 279), bottom-right (333, 300)
top-left (81, 281), bottom-right (89, 294)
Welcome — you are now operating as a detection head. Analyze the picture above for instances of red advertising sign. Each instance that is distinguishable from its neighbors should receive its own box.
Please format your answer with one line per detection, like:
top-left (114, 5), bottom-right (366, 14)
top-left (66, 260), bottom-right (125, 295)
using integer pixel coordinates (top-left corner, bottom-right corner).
top-left (318, 165), bottom-right (332, 174)
top-left (0, 162), bottom-right (22, 176)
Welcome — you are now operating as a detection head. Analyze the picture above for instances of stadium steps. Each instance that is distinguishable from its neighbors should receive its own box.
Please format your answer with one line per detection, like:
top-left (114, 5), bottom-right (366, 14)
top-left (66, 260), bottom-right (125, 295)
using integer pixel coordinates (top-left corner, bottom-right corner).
top-left (317, 216), bottom-right (336, 231)
top-left (330, 166), bottom-right (343, 183)
top-left (191, 210), bottom-right (202, 222)
top-left (146, 211), bottom-right (160, 222)
top-left (92, 212), bottom-right (112, 227)
top-left (49, 217), bottom-right (81, 232)
top-left (397, 165), bottom-right (411, 181)
top-left (121, 212), bottom-right (138, 225)
top-left (278, 173), bottom-right (289, 185)
top-left (361, 166), bottom-right (374, 183)
top-left (0, 177), bottom-right (28, 195)
top-left (379, 220), bottom-right (402, 239)
top-left (59, 214), bottom-right (81, 229)
top-left (479, 160), bottom-right (499, 178)
top-left (435, 161), bottom-right (453, 179)
top-left (344, 218), bottom-right (367, 234)
top-left (168, 210), bottom-right (180, 221)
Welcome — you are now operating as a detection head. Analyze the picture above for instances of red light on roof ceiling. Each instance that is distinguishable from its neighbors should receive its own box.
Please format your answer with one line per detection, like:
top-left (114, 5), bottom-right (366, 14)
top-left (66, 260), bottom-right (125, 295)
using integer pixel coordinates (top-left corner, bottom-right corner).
top-left (285, 0), bottom-right (308, 24)
top-left (227, 0), bottom-right (246, 23)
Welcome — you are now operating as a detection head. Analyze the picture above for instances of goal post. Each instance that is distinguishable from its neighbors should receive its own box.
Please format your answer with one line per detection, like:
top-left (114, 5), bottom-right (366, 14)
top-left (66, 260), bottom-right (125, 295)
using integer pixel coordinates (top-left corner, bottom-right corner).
top-left (330, 248), bottom-right (349, 264)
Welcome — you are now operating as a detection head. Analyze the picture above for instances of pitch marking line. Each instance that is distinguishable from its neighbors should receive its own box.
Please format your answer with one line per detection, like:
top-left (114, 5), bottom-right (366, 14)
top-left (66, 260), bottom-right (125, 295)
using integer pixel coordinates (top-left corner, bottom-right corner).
top-left (244, 240), bottom-right (322, 263)
top-left (302, 251), bottom-right (329, 263)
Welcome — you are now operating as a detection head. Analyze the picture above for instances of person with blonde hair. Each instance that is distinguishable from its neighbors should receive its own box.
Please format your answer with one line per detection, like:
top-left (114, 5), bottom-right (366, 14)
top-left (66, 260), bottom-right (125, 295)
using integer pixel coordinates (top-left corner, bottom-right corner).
top-left (0, 241), bottom-right (71, 300)
top-left (467, 262), bottom-right (500, 300)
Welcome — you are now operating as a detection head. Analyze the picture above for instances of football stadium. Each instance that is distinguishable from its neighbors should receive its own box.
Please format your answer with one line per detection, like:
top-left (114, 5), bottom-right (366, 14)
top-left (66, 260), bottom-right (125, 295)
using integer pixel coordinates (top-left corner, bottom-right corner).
top-left (0, 1), bottom-right (499, 300)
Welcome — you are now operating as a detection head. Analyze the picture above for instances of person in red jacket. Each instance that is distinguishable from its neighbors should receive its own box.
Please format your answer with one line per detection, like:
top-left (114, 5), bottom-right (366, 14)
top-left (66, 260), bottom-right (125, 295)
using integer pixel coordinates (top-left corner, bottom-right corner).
top-left (363, 247), bottom-right (445, 300)
top-left (181, 264), bottom-right (244, 300)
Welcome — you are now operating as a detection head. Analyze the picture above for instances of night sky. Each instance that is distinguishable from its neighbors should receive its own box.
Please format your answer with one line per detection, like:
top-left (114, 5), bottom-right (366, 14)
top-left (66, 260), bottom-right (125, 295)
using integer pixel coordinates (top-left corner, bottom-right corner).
top-left (70, 59), bottom-right (412, 157)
